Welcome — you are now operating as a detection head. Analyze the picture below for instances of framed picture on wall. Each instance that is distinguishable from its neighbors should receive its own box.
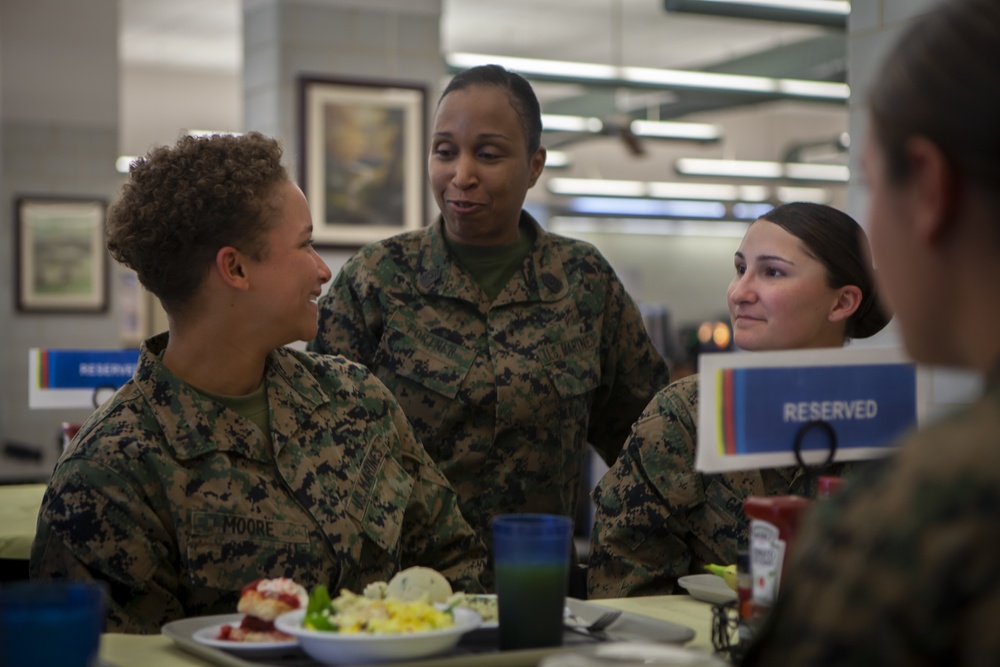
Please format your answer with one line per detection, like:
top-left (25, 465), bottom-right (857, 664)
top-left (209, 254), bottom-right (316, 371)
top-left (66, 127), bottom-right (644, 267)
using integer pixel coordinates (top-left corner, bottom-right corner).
top-left (299, 75), bottom-right (427, 248)
top-left (15, 196), bottom-right (108, 313)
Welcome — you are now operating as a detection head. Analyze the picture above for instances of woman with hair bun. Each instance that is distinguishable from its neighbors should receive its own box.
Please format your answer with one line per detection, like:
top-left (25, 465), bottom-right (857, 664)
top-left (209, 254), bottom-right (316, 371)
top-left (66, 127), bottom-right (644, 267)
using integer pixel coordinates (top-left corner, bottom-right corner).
top-left (588, 202), bottom-right (889, 598)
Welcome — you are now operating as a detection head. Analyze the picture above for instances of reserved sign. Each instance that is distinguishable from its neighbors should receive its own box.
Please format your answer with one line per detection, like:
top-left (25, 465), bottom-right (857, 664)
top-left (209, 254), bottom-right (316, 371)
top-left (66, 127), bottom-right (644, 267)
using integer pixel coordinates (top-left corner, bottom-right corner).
top-left (698, 347), bottom-right (921, 473)
top-left (29, 348), bottom-right (139, 409)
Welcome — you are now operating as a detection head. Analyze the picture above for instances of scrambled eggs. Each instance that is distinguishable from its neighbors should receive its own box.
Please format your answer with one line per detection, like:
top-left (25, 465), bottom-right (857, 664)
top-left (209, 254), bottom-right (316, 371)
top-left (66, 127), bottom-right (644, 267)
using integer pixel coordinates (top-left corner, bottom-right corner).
top-left (305, 589), bottom-right (454, 634)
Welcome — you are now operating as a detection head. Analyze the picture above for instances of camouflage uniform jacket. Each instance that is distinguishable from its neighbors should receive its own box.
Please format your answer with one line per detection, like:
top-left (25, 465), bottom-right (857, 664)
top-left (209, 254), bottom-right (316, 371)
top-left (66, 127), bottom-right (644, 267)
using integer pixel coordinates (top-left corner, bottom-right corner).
top-left (30, 333), bottom-right (487, 634)
top-left (743, 372), bottom-right (1000, 666)
top-left (588, 375), bottom-right (808, 598)
top-left (309, 213), bottom-right (669, 545)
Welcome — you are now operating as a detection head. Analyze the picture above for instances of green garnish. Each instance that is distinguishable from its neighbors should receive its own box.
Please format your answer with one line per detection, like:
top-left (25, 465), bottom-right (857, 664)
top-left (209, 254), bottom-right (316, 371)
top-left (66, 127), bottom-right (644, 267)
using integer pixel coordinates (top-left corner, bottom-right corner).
top-left (307, 585), bottom-right (331, 615)
top-left (304, 584), bottom-right (338, 631)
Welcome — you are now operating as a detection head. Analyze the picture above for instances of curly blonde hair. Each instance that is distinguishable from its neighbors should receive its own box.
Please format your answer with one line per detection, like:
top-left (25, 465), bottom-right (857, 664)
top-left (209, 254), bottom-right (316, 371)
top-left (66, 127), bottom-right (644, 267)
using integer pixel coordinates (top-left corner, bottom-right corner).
top-left (107, 131), bottom-right (288, 312)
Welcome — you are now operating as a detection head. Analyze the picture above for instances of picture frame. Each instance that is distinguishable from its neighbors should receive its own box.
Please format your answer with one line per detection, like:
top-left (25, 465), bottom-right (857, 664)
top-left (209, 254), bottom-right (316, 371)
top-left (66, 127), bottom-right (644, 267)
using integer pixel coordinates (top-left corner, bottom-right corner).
top-left (299, 75), bottom-right (427, 248)
top-left (15, 196), bottom-right (108, 313)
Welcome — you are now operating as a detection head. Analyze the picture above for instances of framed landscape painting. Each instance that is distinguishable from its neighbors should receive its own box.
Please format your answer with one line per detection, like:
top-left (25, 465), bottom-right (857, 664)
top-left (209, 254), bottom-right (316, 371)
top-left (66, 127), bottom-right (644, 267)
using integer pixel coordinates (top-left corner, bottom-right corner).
top-left (299, 75), bottom-right (427, 248)
top-left (15, 196), bottom-right (108, 313)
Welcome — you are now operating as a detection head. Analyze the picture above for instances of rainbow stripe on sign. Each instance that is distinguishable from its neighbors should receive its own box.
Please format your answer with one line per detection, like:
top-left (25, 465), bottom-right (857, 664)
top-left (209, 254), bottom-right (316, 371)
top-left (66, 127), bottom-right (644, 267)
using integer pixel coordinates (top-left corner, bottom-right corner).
top-left (714, 363), bottom-right (916, 456)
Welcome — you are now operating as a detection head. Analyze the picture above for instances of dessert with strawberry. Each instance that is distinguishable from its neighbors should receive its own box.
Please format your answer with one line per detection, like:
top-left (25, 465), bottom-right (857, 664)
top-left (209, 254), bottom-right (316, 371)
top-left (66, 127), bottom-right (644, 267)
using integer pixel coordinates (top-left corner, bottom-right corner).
top-left (217, 577), bottom-right (308, 642)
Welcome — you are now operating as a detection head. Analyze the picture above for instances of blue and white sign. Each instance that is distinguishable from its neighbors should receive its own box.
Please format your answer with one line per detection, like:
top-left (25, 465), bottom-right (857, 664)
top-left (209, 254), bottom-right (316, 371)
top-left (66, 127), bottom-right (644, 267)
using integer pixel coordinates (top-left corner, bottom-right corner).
top-left (697, 346), bottom-right (925, 473)
top-left (29, 348), bottom-right (139, 409)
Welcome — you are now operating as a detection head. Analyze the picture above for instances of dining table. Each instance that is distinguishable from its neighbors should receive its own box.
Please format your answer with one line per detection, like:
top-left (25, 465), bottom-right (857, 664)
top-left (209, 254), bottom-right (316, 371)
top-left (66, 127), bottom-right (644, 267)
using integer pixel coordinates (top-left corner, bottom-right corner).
top-left (0, 483), bottom-right (46, 561)
top-left (0, 482), bottom-right (47, 582)
top-left (4, 483), bottom-right (729, 664)
top-left (100, 594), bottom-right (723, 667)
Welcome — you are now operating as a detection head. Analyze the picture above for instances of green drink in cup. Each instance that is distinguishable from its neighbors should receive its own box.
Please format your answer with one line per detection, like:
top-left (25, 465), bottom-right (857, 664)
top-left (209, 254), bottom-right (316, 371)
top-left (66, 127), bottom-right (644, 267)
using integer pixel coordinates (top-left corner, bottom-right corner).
top-left (492, 513), bottom-right (573, 650)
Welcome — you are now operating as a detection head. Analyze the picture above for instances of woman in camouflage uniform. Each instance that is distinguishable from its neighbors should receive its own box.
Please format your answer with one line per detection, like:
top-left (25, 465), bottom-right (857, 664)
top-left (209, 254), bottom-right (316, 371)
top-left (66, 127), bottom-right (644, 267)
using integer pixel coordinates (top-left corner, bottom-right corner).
top-left (588, 202), bottom-right (890, 598)
top-left (30, 132), bottom-right (486, 633)
top-left (310, 66), bottom-right (669, 551)
top-left (746, 1), bottom-right (1000, 663)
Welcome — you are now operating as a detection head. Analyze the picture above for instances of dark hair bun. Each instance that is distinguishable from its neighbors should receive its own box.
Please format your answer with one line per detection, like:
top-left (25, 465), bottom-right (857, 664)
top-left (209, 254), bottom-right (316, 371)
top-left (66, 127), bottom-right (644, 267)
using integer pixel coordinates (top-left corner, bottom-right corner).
top-left (851, 280), bottom-right (891, 339)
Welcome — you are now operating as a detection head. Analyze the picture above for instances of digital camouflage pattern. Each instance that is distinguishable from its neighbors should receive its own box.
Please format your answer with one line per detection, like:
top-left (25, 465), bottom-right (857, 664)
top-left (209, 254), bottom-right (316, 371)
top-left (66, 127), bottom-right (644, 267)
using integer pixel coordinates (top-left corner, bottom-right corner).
top-left (30, 333), bottom-right (487, 634)
top-left (309, 214), bottom-right (670, 547)
top-left (589, 374), bottom-right (837, 599)
top-left (743, 374), bottom-right (1000, 666)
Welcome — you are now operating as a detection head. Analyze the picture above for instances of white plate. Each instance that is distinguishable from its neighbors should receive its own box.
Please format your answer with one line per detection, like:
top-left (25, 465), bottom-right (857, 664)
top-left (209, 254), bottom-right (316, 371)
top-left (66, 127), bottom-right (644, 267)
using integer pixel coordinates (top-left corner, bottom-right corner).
top-left (676, 574), bottom-right (737, 605)
top-left (172, 614), bottom-right (300, 658)
top-left (540, 642), bottom-right (730, 666)
top-left (275, 606), bottom-right (482, 664)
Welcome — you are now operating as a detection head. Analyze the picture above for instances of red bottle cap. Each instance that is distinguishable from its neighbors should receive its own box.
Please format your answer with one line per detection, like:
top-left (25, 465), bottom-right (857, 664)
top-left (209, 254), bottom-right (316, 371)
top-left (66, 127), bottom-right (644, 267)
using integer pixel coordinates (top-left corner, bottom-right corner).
top-left (817, 475), bottom-right (846, 498)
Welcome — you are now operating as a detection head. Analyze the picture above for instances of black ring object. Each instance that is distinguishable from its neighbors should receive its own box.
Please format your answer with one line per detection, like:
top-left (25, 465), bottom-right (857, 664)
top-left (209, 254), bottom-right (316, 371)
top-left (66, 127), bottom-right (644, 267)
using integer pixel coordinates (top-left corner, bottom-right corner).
top-left (92, 384), bottom-right (118, 409)
top-left (792, 419), bottom-right (838, 469)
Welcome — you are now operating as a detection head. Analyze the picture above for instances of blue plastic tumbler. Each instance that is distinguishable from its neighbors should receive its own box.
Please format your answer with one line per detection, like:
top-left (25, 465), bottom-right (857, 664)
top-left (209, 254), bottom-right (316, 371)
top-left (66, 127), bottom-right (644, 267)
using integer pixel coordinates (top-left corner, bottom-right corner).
top-left (0, 580), bottom-right (107, 667)
top-left (493, 513), bottom-right (574, 650)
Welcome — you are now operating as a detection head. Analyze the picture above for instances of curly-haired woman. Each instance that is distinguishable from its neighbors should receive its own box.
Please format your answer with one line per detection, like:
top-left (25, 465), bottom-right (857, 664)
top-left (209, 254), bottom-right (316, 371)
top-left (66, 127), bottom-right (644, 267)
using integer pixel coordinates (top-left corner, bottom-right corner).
top-left (30, 132), bottom-right (486, 633)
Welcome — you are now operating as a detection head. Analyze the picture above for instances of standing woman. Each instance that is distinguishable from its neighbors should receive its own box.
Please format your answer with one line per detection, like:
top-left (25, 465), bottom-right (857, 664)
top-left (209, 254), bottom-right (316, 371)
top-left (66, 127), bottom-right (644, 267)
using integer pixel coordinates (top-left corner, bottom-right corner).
top-left (31, 132), bottom-right (486, 633)
top-left (745, 0), bottom-right (1000, 663)
top-left (588, 202), bottom-right (889, 598)
top-left (310, 65), bottom-right (669, 547)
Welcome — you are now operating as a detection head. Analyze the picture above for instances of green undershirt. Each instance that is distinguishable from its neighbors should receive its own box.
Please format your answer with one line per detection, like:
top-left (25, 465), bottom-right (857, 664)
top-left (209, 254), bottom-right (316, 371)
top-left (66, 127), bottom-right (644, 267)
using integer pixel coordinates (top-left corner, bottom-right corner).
top-left (159, 350), bottom-right (272, 445)
top-left (446, 228), bottom-right (533, 302)
top-left (199, 381), bottom-right (271, 443)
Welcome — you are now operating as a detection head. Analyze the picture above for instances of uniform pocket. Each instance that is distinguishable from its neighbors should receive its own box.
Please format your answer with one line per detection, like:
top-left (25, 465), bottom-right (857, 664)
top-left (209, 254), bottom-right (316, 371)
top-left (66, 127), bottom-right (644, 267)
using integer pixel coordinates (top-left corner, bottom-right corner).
top-left (348, 446), bottom-right (414, 554)
top-left (540, 331), bottom-right (601, 399)
top-left (185, 512), bottom-right (312, 592)
top-left (374, 313), bottom-right (476, 400)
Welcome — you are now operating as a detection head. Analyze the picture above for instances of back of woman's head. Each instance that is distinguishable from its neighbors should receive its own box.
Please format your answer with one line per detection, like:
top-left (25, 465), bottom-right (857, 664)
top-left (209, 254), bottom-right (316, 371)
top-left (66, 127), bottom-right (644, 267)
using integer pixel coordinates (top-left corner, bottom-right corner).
top-left (107, 132), bottom-right (287, 313)
top-left (870, 0), bottom-right (1000, 196)
top-left (759, 202), bottom-right (889, 339)
top-left (439, 65), bottom-right (543, 155)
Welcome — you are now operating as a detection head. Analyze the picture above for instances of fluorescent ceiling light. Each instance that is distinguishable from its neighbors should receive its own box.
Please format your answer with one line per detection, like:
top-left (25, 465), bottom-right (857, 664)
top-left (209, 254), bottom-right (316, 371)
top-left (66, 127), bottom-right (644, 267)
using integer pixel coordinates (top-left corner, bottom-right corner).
top-left (542, 115), bottom-right (721, 141)
top-left (544, 150), bottom-right (571, 168)
top-left (700, 0), bottom-right (849, 15)
top-left (663, 0), bottom-right (848, 27)
top-left (550, 179), bottom-right (647, 197)
top-left (732, 202), bottom-right (775, 219)
top-left (776, 186), bottom-right (829, 203)
top-left (547, 178), bottom-right (832, 204)
top-left (630, 120), bottom-right (721, 141)
top-left (116, 156), bottom-right (138, 174)
top-left (568, 197), bottom-right (727, 218)
top-left (186, 129), bottom-right (243, 138)
top-left (676, 158), bottom-right (783, 179)
top-left (447, 53), bottom-right (849, 102)
top-left (549, 177), bottom-right (770, 202)
top-left (543, 114), bottom-right (605, 133)
top-left (550, 216), bottom-right (750, 238)
top-left (784, 163), bottom-right (850, 181)
top-left (675, 158), bottom-right (849, 182)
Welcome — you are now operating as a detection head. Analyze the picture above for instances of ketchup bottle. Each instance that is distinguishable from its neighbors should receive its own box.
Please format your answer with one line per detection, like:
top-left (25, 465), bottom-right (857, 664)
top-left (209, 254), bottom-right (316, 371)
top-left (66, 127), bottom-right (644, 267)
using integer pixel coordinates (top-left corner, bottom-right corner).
top-left (743, 495), bottom-right (813, 616)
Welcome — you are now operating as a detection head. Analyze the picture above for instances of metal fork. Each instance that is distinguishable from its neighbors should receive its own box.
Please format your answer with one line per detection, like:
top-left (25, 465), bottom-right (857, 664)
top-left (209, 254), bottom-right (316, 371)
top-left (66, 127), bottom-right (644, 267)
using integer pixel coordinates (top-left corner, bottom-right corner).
top-left (565, 609), bottom-right (623, 640)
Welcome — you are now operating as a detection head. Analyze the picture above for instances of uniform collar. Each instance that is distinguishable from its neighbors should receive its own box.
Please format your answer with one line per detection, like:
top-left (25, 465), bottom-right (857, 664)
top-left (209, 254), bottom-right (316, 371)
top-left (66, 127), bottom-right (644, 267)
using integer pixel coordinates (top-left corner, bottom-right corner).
top-left (134, 333), bottom-right (329, 462)
top-left (415, 211), bottom-right (569, 306)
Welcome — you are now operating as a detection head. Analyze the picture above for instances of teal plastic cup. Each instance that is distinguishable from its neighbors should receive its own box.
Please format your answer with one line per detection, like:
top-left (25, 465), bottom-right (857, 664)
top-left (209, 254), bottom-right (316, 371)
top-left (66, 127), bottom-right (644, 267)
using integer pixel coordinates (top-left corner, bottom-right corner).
top-left (492, 513), bottom-right (574, 650)
top-left (0, 580), bottom-right (107, 667)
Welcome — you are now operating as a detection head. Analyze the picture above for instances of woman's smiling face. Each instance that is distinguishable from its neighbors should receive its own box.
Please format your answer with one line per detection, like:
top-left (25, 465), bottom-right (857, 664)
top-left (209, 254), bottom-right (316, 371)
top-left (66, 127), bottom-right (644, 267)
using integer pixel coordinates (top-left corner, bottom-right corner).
top-left (727, 220), bottom-right (852, 351)
top-left (428, 84), bottom-right (545, 246)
